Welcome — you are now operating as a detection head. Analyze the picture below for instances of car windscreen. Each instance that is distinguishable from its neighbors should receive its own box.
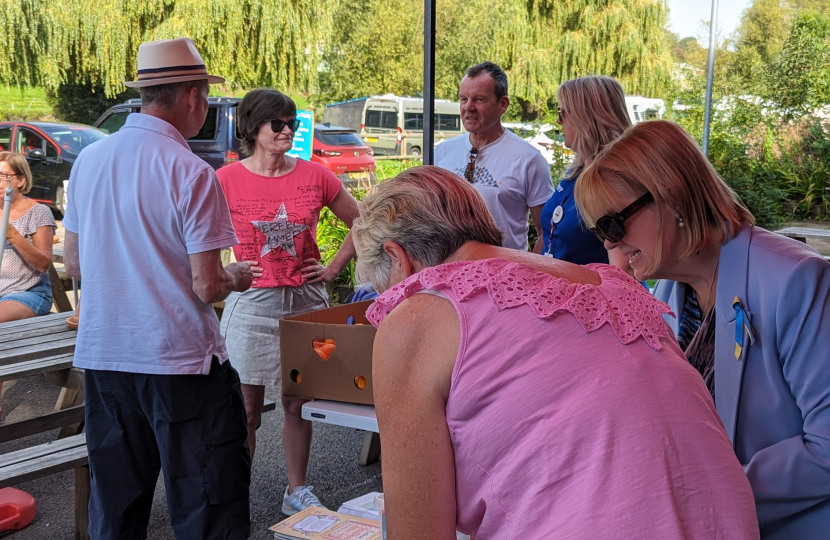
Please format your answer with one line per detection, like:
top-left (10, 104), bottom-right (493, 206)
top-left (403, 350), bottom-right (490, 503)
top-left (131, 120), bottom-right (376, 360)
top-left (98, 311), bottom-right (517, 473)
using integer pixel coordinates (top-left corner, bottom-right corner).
top-left (190, 106), bottom-right (218, 140)
top-left (315, 130), bottom-right (365, 147)
top-left (40, 125), bottom-right (107, 155)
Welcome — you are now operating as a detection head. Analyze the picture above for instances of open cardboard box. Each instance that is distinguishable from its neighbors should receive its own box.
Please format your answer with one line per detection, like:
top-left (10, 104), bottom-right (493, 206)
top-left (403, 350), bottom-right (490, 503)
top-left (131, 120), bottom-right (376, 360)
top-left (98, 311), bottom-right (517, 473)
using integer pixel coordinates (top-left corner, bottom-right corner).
top-left (280, 300), bottom-right (376, 405)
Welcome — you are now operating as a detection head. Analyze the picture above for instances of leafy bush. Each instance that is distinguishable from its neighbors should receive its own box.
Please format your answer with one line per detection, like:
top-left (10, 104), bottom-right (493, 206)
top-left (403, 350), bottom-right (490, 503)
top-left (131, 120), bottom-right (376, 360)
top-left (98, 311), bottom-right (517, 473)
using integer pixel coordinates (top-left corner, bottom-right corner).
top-left (47, 83), bottom-right (139, 125)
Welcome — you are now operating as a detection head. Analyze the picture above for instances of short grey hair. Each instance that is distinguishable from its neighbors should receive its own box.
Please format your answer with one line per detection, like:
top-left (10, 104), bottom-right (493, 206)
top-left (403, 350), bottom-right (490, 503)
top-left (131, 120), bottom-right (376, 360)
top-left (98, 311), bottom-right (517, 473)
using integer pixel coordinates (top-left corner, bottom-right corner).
top-left (465, 62), bottom-right (508, 100)
top-left (352, 166), bottom-right (503, 291)
top-left (140, 80), bottom-right (209, 110)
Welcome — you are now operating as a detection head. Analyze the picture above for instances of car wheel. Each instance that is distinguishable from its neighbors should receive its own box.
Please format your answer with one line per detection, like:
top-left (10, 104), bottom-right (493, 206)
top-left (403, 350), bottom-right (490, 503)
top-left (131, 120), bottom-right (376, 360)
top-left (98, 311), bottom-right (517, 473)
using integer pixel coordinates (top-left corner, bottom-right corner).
top-left (55, 185), bottom-right (66, 216)
top-left (409, 146), bottom-right (421, 156)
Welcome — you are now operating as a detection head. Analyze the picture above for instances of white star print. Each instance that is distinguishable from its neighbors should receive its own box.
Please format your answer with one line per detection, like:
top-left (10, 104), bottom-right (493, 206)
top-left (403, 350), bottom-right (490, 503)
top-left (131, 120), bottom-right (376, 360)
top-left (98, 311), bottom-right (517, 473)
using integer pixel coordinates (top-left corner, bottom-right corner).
top-left (251, 202), bottom-right (309, 258)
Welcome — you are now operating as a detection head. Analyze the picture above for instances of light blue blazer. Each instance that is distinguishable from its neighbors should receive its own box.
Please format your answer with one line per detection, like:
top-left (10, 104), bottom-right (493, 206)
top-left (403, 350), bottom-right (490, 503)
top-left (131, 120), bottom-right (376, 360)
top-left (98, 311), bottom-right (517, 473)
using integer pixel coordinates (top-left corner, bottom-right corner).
top-left (655, 226), bottom-right (830, 539)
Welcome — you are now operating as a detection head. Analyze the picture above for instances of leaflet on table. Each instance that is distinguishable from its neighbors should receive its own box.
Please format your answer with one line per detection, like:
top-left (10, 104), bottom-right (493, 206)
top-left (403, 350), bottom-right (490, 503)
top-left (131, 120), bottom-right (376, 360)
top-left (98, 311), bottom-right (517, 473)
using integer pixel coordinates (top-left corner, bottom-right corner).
top-left (337, 491), bottom-right (382, 522)
top-left (270, 506), bottom-right (381, 540)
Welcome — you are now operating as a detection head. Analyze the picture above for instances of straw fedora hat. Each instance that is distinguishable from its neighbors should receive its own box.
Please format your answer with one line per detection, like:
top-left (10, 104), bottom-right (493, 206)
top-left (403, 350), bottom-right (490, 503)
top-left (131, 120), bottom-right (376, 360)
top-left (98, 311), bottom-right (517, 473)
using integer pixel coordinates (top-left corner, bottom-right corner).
top-left (124, 37), bottom-right (225, 88)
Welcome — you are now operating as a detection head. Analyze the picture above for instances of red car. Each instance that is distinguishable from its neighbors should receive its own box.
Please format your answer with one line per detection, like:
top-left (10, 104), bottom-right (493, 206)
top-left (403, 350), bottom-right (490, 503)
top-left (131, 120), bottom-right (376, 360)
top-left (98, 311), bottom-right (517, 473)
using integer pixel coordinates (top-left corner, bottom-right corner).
top-left (312, 124), bottom-right (376, 184)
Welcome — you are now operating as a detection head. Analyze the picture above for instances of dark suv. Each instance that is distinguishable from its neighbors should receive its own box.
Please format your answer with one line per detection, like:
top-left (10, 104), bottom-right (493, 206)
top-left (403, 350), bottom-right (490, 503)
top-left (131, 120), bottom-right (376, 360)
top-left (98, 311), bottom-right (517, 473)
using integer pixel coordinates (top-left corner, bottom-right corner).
top-left (94, 97), bottom-right (243, 169)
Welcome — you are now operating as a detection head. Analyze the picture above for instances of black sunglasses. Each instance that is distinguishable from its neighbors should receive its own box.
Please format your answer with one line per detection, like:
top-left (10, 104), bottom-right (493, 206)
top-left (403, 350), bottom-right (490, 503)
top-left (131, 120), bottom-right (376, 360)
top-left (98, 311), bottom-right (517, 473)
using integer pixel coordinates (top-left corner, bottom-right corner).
top-left (464, 147), bottom-right (478, 183)
top-left (589, 192), bottom-right (654, 243)
top-left (270, 118), bottom-right (300, 133)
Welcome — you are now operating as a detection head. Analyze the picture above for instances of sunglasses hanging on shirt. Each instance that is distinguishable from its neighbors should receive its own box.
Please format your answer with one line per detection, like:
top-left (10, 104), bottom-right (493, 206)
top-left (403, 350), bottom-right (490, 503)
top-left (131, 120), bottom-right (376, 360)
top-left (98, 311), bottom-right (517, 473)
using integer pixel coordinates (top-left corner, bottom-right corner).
top-left (464, 147), bottom-right (478, 183)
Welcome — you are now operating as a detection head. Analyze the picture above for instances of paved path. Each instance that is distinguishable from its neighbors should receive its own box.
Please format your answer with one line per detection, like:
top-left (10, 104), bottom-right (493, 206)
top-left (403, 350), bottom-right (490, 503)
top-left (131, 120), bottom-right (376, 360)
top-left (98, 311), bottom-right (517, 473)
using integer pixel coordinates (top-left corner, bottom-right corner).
top-left (2, 377), bottom-right (382, 539)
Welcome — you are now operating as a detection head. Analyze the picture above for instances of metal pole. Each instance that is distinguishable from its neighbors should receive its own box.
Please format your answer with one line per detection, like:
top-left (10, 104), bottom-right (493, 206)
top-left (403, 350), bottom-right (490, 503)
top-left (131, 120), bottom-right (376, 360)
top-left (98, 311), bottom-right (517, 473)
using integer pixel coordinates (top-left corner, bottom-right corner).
top-left (423, 0), bottom-right (436, 165)
top-left (0, 183), bottom-right (13, 270)
top-left (702, 0), bottom-right (719, 156)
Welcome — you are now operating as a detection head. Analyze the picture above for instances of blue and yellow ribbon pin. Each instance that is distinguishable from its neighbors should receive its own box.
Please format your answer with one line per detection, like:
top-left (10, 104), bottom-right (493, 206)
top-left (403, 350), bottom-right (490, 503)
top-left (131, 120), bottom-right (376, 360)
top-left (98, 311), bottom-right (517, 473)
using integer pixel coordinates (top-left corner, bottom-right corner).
top-left (733, 296), bottom-right (756, 360)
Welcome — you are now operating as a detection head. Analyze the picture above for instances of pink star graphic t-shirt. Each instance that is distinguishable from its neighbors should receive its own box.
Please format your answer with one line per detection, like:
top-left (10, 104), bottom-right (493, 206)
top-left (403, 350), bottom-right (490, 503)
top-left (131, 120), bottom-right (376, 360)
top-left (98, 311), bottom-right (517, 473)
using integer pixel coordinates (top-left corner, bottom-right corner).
top-left (217, 160), bottom-right (341, 288)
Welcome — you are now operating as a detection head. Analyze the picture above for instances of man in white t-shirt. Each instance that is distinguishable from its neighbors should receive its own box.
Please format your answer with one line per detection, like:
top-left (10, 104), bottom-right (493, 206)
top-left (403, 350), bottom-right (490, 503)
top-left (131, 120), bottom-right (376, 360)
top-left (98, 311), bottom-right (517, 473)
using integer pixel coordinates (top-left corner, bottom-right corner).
top-left (436, 62), bottom-right (553, 250)
top-left (63, 38), bottom-right (258, 539)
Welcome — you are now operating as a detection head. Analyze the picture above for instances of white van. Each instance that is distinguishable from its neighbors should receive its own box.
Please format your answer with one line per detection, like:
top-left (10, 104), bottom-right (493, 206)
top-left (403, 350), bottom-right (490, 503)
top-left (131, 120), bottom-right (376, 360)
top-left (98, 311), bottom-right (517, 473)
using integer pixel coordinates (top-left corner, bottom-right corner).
top-left (322, 94), bottom-right (465, 156)
top-left (625, 96), bottom-right (666, 124)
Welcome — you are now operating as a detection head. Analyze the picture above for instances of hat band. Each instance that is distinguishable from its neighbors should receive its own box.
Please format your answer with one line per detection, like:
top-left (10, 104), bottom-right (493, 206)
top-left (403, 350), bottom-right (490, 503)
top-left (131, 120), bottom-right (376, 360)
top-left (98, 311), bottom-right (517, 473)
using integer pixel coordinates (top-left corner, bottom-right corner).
top-left (137, 64), bottom-right (208, 80)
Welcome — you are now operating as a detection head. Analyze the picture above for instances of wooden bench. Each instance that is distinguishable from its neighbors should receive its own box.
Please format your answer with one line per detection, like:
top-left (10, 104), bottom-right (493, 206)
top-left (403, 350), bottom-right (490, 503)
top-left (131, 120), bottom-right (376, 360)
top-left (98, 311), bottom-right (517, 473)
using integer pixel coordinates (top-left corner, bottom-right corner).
top-left (0, 313), bottom-right (77, 365)
top-left (0, 434), bottom-right (90, 539)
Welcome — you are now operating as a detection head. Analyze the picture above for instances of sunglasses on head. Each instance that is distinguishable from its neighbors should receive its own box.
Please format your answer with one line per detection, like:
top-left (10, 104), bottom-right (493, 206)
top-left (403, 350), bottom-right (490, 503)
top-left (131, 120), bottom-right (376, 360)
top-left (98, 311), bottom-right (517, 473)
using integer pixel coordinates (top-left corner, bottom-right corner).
top-left (269, 118), bottom-right (300, 133)
top-left (589, 191), bottom-right (654, 243)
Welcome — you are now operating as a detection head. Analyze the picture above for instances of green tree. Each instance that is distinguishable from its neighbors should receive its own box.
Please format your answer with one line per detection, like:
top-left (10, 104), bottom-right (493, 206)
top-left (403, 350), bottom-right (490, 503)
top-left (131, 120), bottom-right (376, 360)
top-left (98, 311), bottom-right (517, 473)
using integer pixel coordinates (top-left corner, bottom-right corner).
top-left (0, 0), bottom-right (338, 96)
top-left (766, 12), bottom-right (830, 115)
top-left (728, 0), bottom-right (795, 84)
top-left (318, 0), bottom-right (673, 117)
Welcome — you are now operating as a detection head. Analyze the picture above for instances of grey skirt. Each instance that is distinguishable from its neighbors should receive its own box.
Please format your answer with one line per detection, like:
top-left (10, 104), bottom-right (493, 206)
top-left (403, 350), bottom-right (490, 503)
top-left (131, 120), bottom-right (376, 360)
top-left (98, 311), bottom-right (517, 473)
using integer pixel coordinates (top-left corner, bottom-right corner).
top-left (219, 282), bottom-right (329, 386)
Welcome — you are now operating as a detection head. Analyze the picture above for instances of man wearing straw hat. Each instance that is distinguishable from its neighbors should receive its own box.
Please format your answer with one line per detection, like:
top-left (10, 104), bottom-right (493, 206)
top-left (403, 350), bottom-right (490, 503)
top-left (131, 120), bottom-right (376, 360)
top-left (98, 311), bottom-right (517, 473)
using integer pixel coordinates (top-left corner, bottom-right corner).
top-left (63, 38), bottom-right (257, 539)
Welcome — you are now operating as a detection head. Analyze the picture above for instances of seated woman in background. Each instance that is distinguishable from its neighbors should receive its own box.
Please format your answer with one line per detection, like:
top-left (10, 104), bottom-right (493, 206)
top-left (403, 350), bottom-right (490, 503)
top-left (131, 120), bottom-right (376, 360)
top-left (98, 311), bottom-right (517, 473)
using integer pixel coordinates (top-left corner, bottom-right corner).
top-left (352, 166), bottom-right (758, 539)
top-left (0, 152), bottom-right (55, 321)
top-left (532, 75), bottom-right (631, 264)
top-left (0, 152), bottom-right (56, 422)
top-left (575, 119), bottom-right (830, 539)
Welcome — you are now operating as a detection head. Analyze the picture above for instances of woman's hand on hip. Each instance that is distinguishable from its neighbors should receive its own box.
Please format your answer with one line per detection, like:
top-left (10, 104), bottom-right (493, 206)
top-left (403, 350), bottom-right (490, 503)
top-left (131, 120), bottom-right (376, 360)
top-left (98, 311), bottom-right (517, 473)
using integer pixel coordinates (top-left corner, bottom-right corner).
top-left (301, 258), bottom-right (337, 283)
top-left (242, 260), bottom-right (264, 285)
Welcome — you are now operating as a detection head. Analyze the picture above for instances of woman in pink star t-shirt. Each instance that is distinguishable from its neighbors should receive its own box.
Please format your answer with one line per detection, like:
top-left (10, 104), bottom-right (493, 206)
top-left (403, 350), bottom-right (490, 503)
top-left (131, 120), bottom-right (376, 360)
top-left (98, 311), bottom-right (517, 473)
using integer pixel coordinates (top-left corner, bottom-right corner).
top-left (217, 89), bottom-right (359, 516)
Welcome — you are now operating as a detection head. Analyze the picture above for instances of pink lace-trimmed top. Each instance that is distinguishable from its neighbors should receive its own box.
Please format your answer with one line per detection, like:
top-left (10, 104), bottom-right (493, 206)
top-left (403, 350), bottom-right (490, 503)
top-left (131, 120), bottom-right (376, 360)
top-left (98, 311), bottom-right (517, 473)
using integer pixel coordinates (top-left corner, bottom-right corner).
top-left (368, 259), bottom-right (759, 540)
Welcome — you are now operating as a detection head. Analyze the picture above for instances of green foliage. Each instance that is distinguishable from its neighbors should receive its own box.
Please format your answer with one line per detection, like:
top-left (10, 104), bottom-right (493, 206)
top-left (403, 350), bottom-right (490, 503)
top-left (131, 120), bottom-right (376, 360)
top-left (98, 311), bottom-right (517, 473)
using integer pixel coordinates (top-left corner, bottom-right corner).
top-left (317, 182), bottom-right (375, 288)
top-left (766, 13), bottom-right (830, 117)
top-left (0, 0), bottom-right (337, 97)
top-left (46, 82), bottom-right (139, 124)
top-left (317, 0), bottom-right (673, 116)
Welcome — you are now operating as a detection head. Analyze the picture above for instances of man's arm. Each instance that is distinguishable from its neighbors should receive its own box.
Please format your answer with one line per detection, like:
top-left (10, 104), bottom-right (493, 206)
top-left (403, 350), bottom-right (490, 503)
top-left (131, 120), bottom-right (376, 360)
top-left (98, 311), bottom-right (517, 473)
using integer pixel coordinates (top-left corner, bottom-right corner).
top-left (530, 204), bottom-right (545, 253)
top-left (189, 250), bottom-right (256, 304)
top-left (64, 230), bottom-right (81, 278)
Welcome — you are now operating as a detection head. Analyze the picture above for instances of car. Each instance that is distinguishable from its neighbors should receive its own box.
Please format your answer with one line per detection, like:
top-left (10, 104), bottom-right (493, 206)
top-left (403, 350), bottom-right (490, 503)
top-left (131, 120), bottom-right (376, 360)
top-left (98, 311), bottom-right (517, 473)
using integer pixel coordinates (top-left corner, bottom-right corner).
top-left (94, 97), bottom-right (243, 169)
top-left (0, 121), bottom-right (107, 213)
top-left (311, 124), bottom-right (376, 184)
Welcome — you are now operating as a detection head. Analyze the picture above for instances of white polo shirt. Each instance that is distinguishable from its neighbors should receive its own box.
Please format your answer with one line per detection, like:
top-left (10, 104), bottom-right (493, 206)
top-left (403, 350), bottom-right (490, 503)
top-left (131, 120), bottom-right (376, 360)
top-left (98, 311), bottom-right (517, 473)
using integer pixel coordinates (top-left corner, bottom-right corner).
top-left (436, 129), bottom-right (553, 250)
top-left (63, 113), bottom-right (238, 375)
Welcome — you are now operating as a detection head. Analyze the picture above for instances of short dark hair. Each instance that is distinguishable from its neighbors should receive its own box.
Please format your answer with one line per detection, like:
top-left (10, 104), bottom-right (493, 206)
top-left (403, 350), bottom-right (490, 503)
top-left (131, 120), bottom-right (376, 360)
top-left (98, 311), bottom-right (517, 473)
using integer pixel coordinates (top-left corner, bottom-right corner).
top-left (464, 62), bottom-right (508, 100)
top-left (237, 89), bottom-right (297, 156)
top-left (140, 80), bottom-right (209, 110)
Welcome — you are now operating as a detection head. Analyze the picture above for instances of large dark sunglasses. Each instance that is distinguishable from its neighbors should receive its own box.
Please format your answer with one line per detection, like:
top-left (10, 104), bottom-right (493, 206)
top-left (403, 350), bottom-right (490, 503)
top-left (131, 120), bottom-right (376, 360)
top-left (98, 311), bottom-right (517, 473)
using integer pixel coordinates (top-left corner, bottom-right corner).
top-left (464, 147), bottom-right (478, 183)
top-left (589, 192), bottom-right (654, 243)
top-left (270, 118), bottom-right (300, 133)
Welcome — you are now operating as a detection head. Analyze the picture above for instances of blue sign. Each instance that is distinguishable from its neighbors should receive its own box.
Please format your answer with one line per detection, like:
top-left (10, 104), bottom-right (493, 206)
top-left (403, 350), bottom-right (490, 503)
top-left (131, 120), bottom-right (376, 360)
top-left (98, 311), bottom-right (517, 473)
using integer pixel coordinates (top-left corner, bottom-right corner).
top-left (288, 110), bottom-right (314, 161)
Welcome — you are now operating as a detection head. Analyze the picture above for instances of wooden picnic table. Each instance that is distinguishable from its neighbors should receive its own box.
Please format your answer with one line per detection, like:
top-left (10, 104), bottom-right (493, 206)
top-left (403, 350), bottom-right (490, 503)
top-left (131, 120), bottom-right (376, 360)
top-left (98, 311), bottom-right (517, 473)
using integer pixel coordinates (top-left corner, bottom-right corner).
top-left (775, 226), bottom-right (830, 243)
top-left (0, 312), bottom-right (77, 365)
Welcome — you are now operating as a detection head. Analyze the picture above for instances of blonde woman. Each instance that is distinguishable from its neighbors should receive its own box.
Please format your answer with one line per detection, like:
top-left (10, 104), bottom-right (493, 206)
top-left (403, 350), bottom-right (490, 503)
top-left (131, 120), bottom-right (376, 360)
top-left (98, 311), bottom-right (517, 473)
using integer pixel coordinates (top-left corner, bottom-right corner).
top-left (575, 120), bottom-right (830, 539)
top-left (0, 152), bottom-right (55, 321)
top-left (533, 75), bottom-right (631, 264)
top-left (354, 165), bottom-right (759, 539)
top-left (0, 152), bottom-right (56, 422)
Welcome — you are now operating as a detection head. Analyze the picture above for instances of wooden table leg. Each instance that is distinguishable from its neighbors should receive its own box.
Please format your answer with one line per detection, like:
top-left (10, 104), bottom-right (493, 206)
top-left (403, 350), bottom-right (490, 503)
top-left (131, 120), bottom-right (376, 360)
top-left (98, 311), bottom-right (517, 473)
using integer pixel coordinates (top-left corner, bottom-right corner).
top-left (75, 465), bottom-right (91, 540)
top-left (48, 263), bottom-right (74, 313)
top-left (358, 431), bottom-right (381, 466)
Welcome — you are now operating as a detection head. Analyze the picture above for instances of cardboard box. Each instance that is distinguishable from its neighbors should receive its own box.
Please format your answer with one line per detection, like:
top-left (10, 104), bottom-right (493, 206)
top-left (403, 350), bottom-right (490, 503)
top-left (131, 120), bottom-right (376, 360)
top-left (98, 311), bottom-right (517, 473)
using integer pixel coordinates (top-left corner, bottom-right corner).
top-left (280, 300), bottom-right (376, 405)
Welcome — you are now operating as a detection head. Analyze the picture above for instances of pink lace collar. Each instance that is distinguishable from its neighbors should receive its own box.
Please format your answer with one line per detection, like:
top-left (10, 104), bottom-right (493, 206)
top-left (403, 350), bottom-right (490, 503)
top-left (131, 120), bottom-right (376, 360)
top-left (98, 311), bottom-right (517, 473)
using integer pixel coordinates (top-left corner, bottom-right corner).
top-left (366, 259), bottom-right (675, 350)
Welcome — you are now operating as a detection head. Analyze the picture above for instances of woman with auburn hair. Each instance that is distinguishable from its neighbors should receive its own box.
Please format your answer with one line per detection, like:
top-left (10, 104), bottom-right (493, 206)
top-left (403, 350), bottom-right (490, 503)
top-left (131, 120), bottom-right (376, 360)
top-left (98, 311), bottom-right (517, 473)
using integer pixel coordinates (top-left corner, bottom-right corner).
top-left (353, 165), bottom-right (758, 539)
top-left (533, 75), bottom-right (630, 265)
top-left (575, 119), bottom-right (830, 539)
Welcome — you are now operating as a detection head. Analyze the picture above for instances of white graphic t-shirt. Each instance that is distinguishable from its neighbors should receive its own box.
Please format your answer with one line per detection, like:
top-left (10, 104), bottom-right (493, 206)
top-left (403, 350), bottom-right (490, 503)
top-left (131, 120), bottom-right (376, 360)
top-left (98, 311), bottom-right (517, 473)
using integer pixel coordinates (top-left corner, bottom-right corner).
top-left (435, 129), bottom-right (553, 250)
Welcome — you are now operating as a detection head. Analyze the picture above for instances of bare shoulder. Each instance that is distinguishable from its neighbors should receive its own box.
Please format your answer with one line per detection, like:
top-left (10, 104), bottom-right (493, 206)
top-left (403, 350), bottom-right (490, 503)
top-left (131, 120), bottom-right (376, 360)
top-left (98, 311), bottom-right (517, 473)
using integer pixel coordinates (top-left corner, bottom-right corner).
top-left (485, 246), bottom-right (601, 285)
top-left (374, 293), bottom-right (459, 398)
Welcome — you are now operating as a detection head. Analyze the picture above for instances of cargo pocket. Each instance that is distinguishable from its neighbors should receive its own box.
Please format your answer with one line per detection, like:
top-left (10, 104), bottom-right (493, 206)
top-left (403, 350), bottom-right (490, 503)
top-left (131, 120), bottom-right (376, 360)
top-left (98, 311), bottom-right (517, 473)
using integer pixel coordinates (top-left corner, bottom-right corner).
top-left (198, 434), bottom-right (251, 505)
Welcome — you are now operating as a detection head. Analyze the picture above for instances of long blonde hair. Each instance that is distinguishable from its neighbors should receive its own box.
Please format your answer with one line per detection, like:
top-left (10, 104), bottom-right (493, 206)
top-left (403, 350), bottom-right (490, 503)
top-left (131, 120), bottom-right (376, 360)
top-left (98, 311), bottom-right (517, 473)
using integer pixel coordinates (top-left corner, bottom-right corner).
top-left (575, 120), bottom-right (754, 271)
top-left (557, 76), bottom-right (631, 169)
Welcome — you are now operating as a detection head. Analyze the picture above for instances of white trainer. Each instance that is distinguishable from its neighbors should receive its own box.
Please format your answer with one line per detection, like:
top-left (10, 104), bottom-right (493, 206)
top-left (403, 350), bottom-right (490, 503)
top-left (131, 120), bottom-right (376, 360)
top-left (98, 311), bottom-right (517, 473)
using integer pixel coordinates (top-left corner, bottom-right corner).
top-left (281, 485), bottom-right (327, 515)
